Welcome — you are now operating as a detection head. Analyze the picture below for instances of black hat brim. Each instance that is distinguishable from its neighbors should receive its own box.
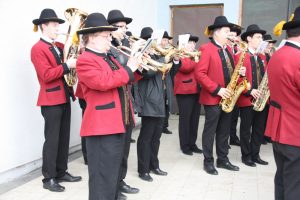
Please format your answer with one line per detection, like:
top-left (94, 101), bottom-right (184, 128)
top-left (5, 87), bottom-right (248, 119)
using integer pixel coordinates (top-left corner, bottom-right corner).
top-left (189, 36), bottom-right (199, 42)
top-left (32, 18), bottom-right (65, 25)
top-left (108, 17), bottom-right (132, 25)
top-left (208, 23), bottom-right (234, 30)
top-left (241, 30), bottom-right (266, 41)
top-left (77, 26), bottom-right (118, 35)
top-left (265, 39), bottom-right (277, 43)
top-left (282, 21), bottom-right (300, 30)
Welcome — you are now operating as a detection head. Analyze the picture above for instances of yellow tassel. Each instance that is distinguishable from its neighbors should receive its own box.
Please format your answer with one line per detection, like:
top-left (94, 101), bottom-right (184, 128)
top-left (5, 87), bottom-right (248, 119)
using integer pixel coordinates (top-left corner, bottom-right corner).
top-left (204, 27), bottom-right (212, 37)
top-left (289, 13), bottom-right (294, 21)
top-left (273, 20), bottom-right (286, 36)
top-left (33, 25), bottom-right (38, 32)
top-left (72, 33), bottom-right (79, 45)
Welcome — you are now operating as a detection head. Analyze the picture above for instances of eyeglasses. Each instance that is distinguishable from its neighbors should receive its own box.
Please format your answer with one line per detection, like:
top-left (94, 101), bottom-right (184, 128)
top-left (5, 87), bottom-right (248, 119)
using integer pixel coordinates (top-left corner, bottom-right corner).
top-left (95, 34), bottom-right (112, 39)
top-left (113, 25), bottom-right (128, 30)
top-left (253, 35), bottom-right (263, 40)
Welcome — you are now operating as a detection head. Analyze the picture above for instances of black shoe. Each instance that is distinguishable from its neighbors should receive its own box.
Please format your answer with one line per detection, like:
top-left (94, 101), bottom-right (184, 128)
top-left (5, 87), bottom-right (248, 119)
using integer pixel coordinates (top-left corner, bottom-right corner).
top-left (43, 178), bottom-right (65, 192)
top-left (191, 146), bottom-right (203, 154)
top-left (242, 159), bottom-right (256, 167)
top-left (253, 157), bottom-right (269, 165)
top-left (57, 172), bottom-right (82, 183)
top-left (130, 138), bottom-right (136, 143)
top-left (204, 164), bottom-right (218, 175)
top-left (163, 129), bottom-right (172, 134)
top-left (216, 160), bottom-right (239, 171)
top-left (120, 183), bottom-right (139, 194)
top-left (182, 150), bottom-right (193, 156)
top-left (138, 173), bottom-right (153, 182)
top-left (117, 192), bottom-right (127, 200)
top-left (151, 168), bottom-right (168, 176)
top-left (229, 139), bottom-right (240, 146)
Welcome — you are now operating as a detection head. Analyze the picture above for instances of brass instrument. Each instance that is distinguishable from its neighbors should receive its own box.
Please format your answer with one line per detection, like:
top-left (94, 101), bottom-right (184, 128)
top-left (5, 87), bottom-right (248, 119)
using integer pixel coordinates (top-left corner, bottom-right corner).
top-left (63, 8), bottom-right (88, 86)
top-left (252, 72), bottom-right (270, 111)
top-left (220, 40), bottom-right (251, 113)
top-left (110, 44), bottom-right (172, 79)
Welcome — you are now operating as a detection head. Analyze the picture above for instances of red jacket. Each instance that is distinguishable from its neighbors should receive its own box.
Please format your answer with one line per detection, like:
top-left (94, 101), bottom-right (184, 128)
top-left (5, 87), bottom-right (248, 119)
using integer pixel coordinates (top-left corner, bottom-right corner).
top-left (195, 41), bottom-right (235, 105)
top-left (31, 39), bottom-right (75, 106)
top-left (76, 49), bottom-right (137, 137)
top-left (265, 42), bottom-right (300, 147)
top-left (174, 58), bottom-right (199, 95)
top-left (236, 52), bottom-right (266, 107)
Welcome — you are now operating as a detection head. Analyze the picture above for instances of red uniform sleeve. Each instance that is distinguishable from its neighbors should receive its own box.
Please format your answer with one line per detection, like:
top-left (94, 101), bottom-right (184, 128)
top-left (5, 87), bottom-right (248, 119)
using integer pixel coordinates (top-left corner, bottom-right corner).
top-left (195, 46), bottom-right (219, 94)
top-left (76, 56), bottom-right (131, 92)
top-left (31, 47), bottom-right (65, 83)
top-left (294, 67), bottom-right (300, 90)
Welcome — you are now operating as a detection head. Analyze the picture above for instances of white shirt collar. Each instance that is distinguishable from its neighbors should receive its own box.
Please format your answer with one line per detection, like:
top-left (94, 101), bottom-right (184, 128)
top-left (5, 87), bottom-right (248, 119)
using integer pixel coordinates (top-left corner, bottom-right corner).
top-left (41, 35), bottom-right (54, 44)
top-left (248, 47), bottom-right (256, 55)
top-left (86, 47), bottom-right (107, 55)
top-left (214, 40), bottom-right (227, 49)
top-left (286, 40), bottom-right (300, 48)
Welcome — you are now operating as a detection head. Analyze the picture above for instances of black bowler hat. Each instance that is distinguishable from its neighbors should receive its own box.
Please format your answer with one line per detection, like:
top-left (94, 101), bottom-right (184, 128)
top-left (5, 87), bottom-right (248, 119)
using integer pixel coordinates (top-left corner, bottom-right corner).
top-left (107, 10), bottom-right (132, 25)
top-left (77, 13), bottom-right (117, 35)
top-left (32, 8), bottom-right (65, 25)
top-left (188, 34), bottom-right (199, 42)
top-left (283, 6), bottom-right (300, 30)
top-left (208, 16), bottom-right (234, 30)
top-left (140, 27), bottom-right (153, 40)
top-left (163, 31), bottom-right (173, 39)
top-left (263, 34), bottom-right (277, 43)
top-left (230, 24), bottom-right (243, 36)
top-left (241, 24), bottom-right (266, 41)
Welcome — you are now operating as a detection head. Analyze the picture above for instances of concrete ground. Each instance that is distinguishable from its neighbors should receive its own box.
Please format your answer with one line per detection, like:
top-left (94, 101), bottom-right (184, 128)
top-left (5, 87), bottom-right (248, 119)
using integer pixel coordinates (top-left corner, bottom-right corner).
top-left (0, 115), bottom-right (275, 200)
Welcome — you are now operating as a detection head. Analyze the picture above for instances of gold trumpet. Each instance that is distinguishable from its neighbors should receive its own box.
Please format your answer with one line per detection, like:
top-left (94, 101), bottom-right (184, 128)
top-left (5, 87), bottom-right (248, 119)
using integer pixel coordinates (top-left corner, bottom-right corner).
top-left (110, 44), bottom-right (172, 79)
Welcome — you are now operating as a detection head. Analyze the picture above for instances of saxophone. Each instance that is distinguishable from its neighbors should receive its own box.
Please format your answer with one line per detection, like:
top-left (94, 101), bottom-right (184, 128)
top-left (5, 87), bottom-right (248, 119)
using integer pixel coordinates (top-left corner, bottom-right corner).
top-left (220, 40), bottom-right (251, 113)
top-left (252, 72), bottom-right (270, 111)
top-left (63, 8), bottom-right (88, 86)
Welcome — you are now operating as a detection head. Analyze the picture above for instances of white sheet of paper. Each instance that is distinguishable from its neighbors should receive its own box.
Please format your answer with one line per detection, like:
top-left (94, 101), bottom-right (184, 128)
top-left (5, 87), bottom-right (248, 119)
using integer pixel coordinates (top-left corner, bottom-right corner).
top-left (256, 41), bottom-right (268, 54)
top-left (178, 34), bottom-right (190, 50)
top-left (151, 30), bottom-right (164, 45)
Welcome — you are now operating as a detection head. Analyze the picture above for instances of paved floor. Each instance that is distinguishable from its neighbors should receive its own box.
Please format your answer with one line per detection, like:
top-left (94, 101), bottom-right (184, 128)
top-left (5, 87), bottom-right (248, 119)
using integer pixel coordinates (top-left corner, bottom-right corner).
top-left (0, 115), bottom-right (275, 200)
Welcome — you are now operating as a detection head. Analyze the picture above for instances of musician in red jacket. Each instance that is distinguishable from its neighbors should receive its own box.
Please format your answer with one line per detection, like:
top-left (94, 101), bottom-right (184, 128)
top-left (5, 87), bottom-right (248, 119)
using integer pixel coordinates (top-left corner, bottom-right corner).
top-left (237, 24), bottom-right (269, 167)
top-left (265, 6), bottom-right (300, 200)
top-left (31, 8), bottom-right (81, 192)
top-left (195, 16), bottom-right (244, 175)
top-left (174, 34), bottom-right (203, 156)
top-left (76, 13), bottom-right (139, 200)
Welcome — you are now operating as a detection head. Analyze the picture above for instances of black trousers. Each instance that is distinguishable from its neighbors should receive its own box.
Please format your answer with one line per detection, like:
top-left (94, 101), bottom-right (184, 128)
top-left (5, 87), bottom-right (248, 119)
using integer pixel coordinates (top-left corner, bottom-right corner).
top-left (137, 116), bottom-right (164, 173)
top-left (202, 105), bottom-right (231, 164)
top-left (41, 103), bottom-right (71, 181)
top-left (273, 142), bottom-right (300, 200)
top-left (230, 106), bottom-right (240, 141)
top-left (118, 126), bottom-right (133, 186)
top-left (176, 94), bottom-right (201, 151)
top-left (239, 106), bottom-right (268, 161)
top-left (86, 134), bottom-right (124, 200)
top-left (163, 104), bottom-right (170, 130)
top-left (79, 98), bottom-right (87, 163)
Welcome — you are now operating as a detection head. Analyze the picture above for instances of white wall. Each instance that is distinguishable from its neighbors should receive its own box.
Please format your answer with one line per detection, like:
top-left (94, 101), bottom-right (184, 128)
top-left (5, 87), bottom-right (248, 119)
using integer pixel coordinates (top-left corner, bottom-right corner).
top-left (0, 0), bottom-right (241, 184)
top-left (0, 0), bottom-right (158, 183)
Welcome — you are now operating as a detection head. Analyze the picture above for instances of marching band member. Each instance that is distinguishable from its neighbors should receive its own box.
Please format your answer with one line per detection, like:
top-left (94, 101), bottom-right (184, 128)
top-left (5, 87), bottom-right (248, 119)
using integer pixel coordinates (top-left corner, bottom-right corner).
top-left (195, 16), bottom-right (243, 175)
top-left (265, 6), bottom-right (300, 200)
top-left (107, 9), bottom-right (140, 199)
top-left (31, 8), bottom-right (82, 192)
top-left (135, 27), bottom-right (168, 182)
top-left (228, 25), bottom-right (243, 147)
top-left (174, 34), bottom-right (203, 156)
top-left (160, 31), bottom-right (174, 135)
top-left (237, 24), bottom-right (269, 167)
top-left (76, 13), bottom-right (139, 200)
top-left (263, 34), bottom-right (277, 63)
